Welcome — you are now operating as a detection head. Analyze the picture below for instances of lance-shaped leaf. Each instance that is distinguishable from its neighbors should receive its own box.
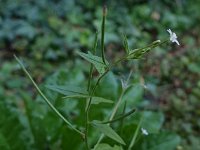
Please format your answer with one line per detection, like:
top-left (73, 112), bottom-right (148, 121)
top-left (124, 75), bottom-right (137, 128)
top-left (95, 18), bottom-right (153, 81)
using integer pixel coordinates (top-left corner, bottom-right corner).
top-left (46, 85), bottom-right (88, 96)
top-left (63, 95), bottom-right (113, 105)
top-left (77, 51), bottom-right (109, 74)
top-left (91, 97), bottom-right (113, 105)
top-left (91, 120), bottom-right (126, 145)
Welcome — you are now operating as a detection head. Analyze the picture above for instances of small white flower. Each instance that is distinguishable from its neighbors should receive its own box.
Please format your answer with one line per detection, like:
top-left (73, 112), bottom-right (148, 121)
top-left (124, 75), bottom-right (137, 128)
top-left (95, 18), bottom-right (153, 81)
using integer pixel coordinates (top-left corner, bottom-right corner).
top-left (143, 84), bottom-right (148, 89)
top-left (167, 29), bottom-right (180, 45)
top-left (141, 128), bottom-right (148, 135)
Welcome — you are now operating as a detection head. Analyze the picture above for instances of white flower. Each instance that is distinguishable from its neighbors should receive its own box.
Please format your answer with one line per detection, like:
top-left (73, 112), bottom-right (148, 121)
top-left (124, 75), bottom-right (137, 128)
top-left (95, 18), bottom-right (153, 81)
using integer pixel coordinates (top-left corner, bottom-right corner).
top-left (141, 128), bottom-right (148, 135)
top-left (167, 29), bottom-right (180, 45)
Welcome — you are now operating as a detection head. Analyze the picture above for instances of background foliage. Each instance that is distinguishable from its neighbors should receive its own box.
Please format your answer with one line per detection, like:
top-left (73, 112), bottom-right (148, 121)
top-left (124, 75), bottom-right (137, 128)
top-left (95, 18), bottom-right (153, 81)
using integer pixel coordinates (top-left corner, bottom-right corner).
top-left (0, 0), bottom-right (200, 149)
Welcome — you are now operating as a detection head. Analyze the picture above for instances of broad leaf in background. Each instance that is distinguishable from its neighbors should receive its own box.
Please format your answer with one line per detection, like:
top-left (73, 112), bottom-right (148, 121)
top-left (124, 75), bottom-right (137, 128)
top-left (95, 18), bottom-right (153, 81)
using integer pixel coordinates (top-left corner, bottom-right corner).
top-left (123, 111), bottom-right (164, 134)
top-left (141, 111), bottom-right (165, 133)
top-left (123, 84), bottom-right (144, 107)
top-left (77, 51), bottom-right (109, 74)
top-left (46, 84), bottom-right (88, 96)
top-left (133, 132), bottom-right (181, 150)
top-left (96, 72), bottom-right (119, 100)
top-left (0, 102), bottom-right (28, 150)
top-left (0, 134), bottom-right (9, 150)
top-left (95, 143), bottom-right (123, 150)
top-left (91, 120), bottom-right (126, 145)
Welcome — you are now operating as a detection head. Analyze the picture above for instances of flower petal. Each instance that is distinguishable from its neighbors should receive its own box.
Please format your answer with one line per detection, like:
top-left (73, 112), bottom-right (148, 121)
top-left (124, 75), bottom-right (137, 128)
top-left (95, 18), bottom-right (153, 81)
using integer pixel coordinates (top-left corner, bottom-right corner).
top-left (141, 128), bottom-right (148, 135)
top-left (167, 29), bottom-right (180, 46)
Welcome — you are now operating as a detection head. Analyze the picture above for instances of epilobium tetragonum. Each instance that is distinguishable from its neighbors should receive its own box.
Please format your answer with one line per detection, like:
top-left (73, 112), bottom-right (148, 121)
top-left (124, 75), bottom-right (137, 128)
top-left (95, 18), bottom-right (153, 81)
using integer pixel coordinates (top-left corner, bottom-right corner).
top-left (141, 128), bottom-right (148, 135)
top-left (167, 29), bottom-right (180, 45)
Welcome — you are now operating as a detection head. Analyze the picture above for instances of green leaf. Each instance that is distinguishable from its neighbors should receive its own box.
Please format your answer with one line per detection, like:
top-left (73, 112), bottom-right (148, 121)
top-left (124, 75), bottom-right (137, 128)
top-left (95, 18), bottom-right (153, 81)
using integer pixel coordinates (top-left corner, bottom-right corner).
top-left (91, 120), bottom-right (126, 145)
top-left (134, 132), bottom-right (181, 150)
top-left (97, 72), bottom-right (119, 100)
top-left (141, 111), bottom-right (164, 133)
top-left (95, 143), bottom-right (123, 150)
top-left (0, 102), bottom-right (28, 150)
top-left (77, 51), bottom-right (108, 74)
top-left (46, 84), bottom-right (88, 96)
top-left (91, 97), bottom-right (113, 105)
top-left (63, 95), bottom-right (113, 105)
top-left (123, 84), bottom-right (144, 106)
top-left (123, 34), bottom-right (129, 54)
top-left (0, 133), bottom-right (9, 150)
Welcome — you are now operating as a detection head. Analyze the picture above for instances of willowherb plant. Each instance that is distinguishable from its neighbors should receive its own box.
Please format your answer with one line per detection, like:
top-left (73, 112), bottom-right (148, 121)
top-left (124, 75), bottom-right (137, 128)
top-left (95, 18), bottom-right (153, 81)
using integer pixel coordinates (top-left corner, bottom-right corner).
top-left (15, 6), bottom-right (179, 150)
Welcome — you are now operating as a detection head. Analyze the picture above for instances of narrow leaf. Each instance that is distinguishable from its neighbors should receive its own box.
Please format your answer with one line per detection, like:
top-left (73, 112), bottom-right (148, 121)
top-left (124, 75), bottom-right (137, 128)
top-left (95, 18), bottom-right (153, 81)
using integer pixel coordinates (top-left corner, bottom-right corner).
top-left (46, 85), bottom-right (88, 96)
top-left (63, 95), bottom-right (113, 105)
top-left (77, 51), bottom-right (108, 74)
top-left (91, 97), bottom-right (113, 105)
top-left (91, 120), bottom-right (126, 145)
top-left (63, 95), bottom-right (89, 99)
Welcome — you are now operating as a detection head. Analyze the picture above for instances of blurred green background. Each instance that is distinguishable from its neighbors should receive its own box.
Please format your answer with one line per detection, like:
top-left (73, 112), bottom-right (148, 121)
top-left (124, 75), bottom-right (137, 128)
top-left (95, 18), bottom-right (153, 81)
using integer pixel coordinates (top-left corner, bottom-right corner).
top-left (0, 0), bottom-right (200, 150)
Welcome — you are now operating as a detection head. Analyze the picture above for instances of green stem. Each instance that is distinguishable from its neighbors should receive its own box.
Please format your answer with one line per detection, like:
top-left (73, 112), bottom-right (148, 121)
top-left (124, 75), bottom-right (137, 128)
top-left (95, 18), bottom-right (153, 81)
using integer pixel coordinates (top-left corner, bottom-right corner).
top-left (85, 69), bottom-right (109, 149)
top-left (85, 56), bottom-right (126, 149)
top-left (87, 31), bottom-right (98, 92)
top-left (94, 88), bottom-right (126, 149)
top-left (130, 39), bottom-right (169, 53)
top-left (120, 102), bottom-right (127, 135)
top-left (128, 119), bottom-right (142, 150)
top-left (109, 89), bottom-right (126, 122)
top-left (101, 6), bottom-right (107, 65)
top-left (14, 55), bottom-right (84, 137)
top-left (85, 32), bottom-right (99, 149)
top-left (85, 37), bottom-right (164, 148)
top-left (101, 107), bottom-right (136, 124)
top-left (87, 65), bottom-right (93, 92)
